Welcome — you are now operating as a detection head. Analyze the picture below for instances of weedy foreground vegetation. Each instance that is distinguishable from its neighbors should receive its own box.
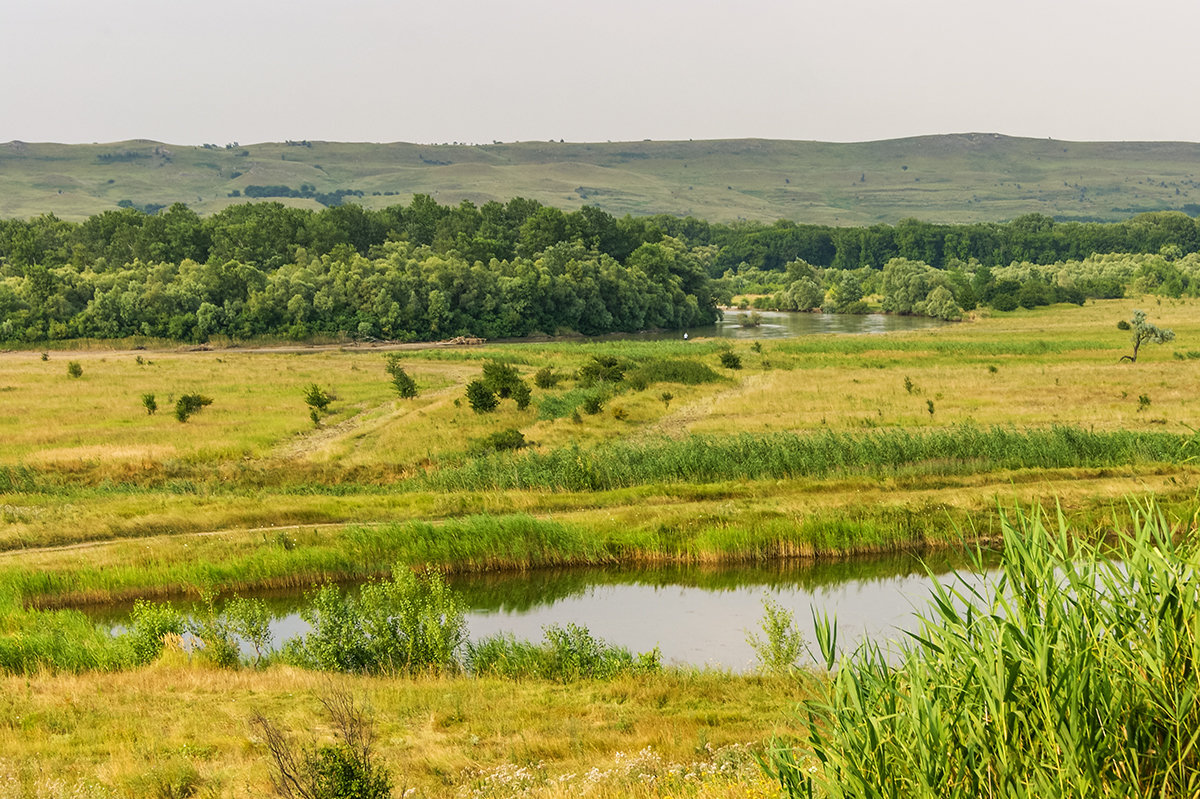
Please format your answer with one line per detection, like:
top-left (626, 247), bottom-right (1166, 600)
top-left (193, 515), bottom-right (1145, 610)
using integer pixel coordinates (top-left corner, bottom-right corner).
top-left (1, 297), bottom-right (1199, 797)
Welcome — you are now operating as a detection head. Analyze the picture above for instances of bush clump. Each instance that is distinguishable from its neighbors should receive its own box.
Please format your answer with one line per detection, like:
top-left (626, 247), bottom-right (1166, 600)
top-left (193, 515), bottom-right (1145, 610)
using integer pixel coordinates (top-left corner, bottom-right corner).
top-left (533, 366), bottom-right (562, 389)
top-left (577, 355), bottom-right (627, 387)
top-left (470, 428), bottom-right (527, 455)
top-left (283, 567), bottom-right (465, 675)
top-left (174, 393), bottom-right (213, 422)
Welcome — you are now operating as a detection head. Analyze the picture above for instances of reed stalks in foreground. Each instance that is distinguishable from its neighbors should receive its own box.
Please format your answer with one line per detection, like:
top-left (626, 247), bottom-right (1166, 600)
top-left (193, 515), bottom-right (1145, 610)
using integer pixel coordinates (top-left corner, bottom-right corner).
top-left (765, 501), bottom-right (1200, 798)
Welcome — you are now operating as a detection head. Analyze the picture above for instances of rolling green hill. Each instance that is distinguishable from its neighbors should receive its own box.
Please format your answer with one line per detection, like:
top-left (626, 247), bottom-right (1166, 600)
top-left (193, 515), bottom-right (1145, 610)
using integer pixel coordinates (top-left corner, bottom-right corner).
top-left (3, 134), bottom-right (1199, 224)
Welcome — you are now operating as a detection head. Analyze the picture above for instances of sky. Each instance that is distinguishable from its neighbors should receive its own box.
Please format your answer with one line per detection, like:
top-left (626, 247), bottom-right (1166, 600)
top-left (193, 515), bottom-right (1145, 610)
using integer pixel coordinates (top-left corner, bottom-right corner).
top-left (4, 0), bottom-right (1199, 146)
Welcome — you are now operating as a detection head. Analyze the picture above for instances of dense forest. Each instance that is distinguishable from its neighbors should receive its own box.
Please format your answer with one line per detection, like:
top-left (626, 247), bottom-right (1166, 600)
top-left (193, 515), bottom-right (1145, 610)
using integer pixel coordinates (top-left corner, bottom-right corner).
top-left (1, 198), bottom-right (1199, 342)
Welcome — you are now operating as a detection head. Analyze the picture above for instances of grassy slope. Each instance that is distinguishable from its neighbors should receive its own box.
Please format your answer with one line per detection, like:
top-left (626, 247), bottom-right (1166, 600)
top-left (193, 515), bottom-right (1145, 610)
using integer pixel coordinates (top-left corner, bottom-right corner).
top-left (2, 135), bottom-right (1199, 223)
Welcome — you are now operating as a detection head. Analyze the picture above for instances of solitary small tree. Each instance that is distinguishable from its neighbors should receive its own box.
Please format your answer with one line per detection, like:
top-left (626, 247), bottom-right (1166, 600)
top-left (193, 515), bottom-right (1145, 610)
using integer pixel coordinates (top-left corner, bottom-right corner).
top-left (1120, 309), bottom-right (1175, 363)
top-left (304, 384), bottom-right (333, 413)
top-left (385, 354), bottom-right (417, 398)
top-left (66, 361), bottom-right (83, 378)
top-left (141, 393), bottom-right (157, 415)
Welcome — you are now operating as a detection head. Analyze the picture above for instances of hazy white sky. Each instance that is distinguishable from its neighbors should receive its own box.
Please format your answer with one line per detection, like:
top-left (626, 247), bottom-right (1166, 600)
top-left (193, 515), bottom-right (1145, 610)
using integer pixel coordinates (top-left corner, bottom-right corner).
top-left (4, 0), bottom-right (1198, 145)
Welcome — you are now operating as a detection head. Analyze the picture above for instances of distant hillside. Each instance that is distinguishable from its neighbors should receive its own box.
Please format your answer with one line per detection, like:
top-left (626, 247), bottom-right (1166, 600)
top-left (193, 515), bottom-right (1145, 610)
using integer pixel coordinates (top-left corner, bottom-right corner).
top-left (2, 134), bottom-right (1199, 224)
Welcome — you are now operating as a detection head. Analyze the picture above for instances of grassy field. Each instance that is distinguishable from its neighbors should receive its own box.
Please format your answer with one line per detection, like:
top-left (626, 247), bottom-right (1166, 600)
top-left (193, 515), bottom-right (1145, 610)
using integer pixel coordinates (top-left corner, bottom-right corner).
top-left (3, 135), bottom-right (1200, 223)
top-left (2, 297), bottom-right (1199, 796)
top-left (0, 297), bottom-right (1196, 560)
top-left (0, 664), bottom-right (793, 798)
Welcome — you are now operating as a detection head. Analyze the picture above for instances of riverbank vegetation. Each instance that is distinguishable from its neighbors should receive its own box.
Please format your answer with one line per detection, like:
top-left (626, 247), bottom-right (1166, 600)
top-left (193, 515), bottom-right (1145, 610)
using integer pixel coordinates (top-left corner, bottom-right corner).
top-left (3, 197), bottom-right (1200, 344)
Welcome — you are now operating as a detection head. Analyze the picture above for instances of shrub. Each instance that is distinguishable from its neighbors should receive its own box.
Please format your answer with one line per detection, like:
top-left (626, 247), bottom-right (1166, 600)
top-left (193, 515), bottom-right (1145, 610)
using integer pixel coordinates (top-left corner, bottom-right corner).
top-left (385, 355), bottom-right (417, 398)
top-left (466, 624), bottom-right (661, 681)
top-left (252, 689), bottom-right (392, 799)
top-left (470, 428), bottom-right (527, 455)
top-left (481, 360), bottom-right (522, 398)
top-left (718, 350), bottom-right (742, 370)
top-left (746, 598), bottom-right (804, 674)
top-left (471, 361), bottom-right (530, 411)
top-left (991, 292), bottom-right (1019, 311)
top-left (188, 588), bottom-right (241, 669)
top-left (581, 393), bottom-right (604, 415)
top-left (284, 567), bottom-right (465, 674)
top-left (511, 380), bottom-right (532, 410)
top-left (578, 355), bottom-right (626, 386)
top-left (174, 393), bottom-right (213, 422)
top-left (533, 366), bottom-right (561, 389)
top-left (124, 600), bottom-right (184, 665)
top-left (142, 393), bottom-right (157, 415)
top-left (465, 380), bottom-right (498, 413)
top-left (66, 361), bottom-right (83, 378)
top-left (626, 358), bottom-right (721, 386)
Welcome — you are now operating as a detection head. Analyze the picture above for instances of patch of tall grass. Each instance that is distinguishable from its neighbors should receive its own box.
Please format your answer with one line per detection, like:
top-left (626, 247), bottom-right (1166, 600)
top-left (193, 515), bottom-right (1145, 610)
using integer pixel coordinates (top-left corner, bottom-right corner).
top-left (624, 358), bottom-right (724, 386)
top-left (427, 426), bottom-right (1187, 492)
top-left (766, 502), bottom-right (1200, 798)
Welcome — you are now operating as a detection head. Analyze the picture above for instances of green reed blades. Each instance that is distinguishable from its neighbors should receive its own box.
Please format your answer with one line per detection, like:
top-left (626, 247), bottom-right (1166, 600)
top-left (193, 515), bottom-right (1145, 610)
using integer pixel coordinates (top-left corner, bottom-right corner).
top-left (769, 501), bottom-right (1200, 799)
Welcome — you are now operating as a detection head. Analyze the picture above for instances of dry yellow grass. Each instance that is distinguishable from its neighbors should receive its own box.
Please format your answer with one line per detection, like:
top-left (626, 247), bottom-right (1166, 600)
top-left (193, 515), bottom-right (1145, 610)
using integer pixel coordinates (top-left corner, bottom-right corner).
top-left (0, 656), bottom-right (794, 798)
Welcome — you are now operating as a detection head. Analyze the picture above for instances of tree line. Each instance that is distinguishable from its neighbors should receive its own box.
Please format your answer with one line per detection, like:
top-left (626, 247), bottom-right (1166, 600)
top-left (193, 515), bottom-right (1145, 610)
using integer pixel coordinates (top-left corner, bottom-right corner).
top-left (1, 197), bottom-right (1198, 342)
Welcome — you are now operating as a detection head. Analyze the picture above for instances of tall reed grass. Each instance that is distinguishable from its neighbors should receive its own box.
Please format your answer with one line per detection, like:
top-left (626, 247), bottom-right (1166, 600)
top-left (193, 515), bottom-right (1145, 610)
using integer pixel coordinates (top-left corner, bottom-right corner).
top-left (427, 426), bottom-right (1187, 492)
top-left (765, 502), bottom-right (1200, 798)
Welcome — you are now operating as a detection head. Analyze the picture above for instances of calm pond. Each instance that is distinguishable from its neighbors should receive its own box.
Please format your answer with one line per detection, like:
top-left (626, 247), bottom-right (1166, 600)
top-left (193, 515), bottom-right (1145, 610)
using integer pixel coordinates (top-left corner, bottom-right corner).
top-left (684, 309), bottom-right (949, 340)
top-left (90, 551), bottom-right (996, 670)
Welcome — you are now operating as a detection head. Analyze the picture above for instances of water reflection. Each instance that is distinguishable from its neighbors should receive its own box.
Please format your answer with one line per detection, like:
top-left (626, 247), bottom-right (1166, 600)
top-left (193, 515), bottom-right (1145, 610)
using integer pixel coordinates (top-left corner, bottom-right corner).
top-left (686, 310), bottom-right (950, 341)
top-left (87, 549), bottom-right (996, 671)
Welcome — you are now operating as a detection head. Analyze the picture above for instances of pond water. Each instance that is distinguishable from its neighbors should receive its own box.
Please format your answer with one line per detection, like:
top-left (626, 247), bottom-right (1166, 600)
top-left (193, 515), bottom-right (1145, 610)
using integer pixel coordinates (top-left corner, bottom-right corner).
top-left (89, 550), bottom-right (997, 671)
top-left (684, 309), bottom-right (950, 340)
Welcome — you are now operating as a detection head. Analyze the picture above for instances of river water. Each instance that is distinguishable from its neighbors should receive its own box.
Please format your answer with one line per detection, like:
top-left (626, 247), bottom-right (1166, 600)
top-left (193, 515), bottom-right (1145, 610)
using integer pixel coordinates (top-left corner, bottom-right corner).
top-left (684, 309), bottom-right (949, 340)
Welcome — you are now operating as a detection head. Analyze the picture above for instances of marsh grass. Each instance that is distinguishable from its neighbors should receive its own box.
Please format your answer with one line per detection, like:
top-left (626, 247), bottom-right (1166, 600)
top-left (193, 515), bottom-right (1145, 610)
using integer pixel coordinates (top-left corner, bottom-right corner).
top-left (426, 426), bottom-right (1187, 492)
top-left (767, 502), bottom-right (1200, 798)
